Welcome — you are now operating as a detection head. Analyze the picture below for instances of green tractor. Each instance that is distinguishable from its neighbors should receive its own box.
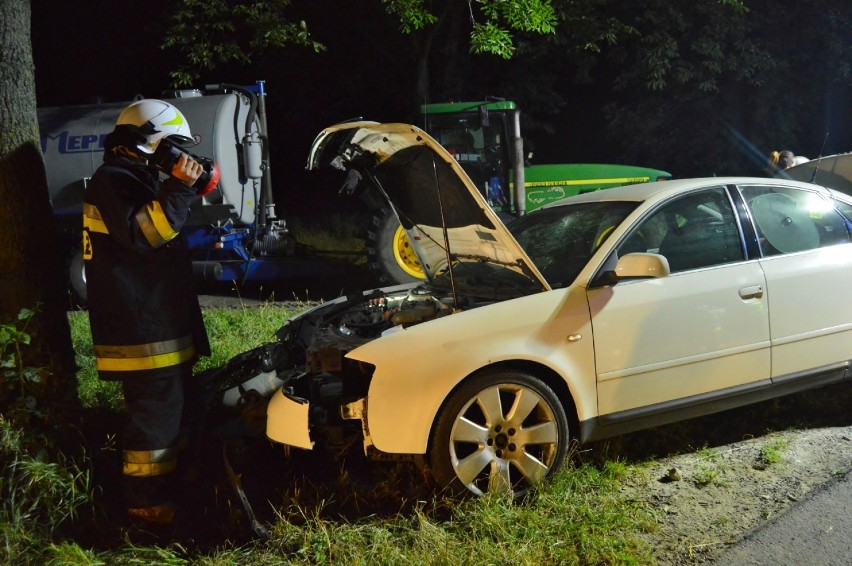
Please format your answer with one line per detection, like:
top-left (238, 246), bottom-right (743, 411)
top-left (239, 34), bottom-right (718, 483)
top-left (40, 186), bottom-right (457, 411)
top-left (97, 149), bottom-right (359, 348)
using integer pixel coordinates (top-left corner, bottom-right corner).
top-left (365, 99), bottom-right (672, 283)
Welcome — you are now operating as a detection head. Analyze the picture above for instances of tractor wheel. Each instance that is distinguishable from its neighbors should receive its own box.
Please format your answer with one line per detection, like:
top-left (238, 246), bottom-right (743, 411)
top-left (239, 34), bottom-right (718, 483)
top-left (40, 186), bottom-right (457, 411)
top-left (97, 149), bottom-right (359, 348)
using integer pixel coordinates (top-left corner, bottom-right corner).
top-left (68, 243), bottom-right (88, 307)
top-left (365, 209), bottom-right (426, 284)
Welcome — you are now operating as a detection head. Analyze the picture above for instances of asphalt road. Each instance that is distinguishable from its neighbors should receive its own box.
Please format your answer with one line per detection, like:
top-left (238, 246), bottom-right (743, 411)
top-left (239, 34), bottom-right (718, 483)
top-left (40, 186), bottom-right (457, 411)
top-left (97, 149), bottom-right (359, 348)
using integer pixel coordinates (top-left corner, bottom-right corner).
top-left (713, 470), bottom-right (851, 565)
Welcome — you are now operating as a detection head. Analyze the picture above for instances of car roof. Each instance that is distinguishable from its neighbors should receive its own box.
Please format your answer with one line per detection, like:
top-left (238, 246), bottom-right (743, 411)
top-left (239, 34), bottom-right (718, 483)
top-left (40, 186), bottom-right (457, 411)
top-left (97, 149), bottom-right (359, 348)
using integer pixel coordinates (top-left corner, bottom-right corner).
top-left (539, 176), bottom-right (840, 209)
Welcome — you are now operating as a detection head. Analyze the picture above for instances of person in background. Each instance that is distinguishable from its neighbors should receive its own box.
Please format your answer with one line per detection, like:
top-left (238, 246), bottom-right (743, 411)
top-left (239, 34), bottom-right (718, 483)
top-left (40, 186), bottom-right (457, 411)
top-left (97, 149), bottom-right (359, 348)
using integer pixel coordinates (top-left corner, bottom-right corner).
top-left (768, 149), bottom-right (809, 173)
top-left (82, 99), bottom-right (211, 527)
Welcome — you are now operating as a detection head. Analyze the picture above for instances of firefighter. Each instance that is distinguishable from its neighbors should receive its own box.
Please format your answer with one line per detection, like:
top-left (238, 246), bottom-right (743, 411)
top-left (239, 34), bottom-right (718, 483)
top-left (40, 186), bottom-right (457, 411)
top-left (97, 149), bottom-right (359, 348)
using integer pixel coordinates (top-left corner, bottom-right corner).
top-left (82, 99), bottom-right (211, 527)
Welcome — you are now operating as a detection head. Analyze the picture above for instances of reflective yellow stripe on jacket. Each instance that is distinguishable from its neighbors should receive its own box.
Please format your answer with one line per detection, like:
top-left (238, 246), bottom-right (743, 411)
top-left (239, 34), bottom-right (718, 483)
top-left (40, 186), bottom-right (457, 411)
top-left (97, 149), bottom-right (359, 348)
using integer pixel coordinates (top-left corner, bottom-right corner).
top-left (94, 335), bottom-right (196, 372)
top-left (135, 200), bottom-right (178, 248)
top-left (83, 203), bottom-right (109, 234)
top-left (123, 447), bottom-right (177, 477)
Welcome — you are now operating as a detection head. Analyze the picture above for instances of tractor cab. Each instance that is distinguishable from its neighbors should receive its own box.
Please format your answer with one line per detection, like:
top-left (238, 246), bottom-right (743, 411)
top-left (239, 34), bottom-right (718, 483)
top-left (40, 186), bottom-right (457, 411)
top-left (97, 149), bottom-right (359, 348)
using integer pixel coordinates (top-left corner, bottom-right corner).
top-left (421, 99), bottom-right (672, 219)
top-left (420, 100), bottom-right (524, 216)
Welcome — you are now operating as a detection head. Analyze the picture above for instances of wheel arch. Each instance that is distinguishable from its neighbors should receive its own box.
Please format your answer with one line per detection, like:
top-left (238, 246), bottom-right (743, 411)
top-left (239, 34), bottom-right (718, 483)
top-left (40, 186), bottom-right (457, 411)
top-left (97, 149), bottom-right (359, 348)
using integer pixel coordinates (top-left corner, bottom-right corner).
top-left (425, 359), bottom-right (581, 456)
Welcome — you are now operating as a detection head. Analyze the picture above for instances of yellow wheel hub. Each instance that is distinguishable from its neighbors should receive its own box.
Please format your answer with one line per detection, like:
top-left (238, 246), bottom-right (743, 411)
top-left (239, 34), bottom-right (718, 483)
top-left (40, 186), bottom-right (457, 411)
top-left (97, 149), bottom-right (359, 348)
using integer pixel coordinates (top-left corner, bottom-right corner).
top-left (392, 226), bottom-right (426, 279)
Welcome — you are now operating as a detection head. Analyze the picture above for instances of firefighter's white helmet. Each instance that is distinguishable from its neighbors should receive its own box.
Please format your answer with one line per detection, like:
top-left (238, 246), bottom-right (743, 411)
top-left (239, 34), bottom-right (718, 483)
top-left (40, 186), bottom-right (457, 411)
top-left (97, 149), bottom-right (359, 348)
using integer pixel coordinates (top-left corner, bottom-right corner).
top-left (116, 99), bottom-right (195, 154)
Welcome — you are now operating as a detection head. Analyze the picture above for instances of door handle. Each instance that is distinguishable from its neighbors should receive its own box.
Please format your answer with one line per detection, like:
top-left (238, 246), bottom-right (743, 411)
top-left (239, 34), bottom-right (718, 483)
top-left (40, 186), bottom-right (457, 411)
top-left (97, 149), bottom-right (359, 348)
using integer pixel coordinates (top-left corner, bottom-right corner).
top-left (738, 285), bottom-right (764, 300)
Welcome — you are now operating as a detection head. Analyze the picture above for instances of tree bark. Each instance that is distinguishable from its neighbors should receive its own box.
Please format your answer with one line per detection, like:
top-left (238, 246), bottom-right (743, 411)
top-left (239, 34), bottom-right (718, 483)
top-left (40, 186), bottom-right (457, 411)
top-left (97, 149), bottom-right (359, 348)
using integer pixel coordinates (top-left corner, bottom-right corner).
top-left (0, 0), bottom-right (78, 419)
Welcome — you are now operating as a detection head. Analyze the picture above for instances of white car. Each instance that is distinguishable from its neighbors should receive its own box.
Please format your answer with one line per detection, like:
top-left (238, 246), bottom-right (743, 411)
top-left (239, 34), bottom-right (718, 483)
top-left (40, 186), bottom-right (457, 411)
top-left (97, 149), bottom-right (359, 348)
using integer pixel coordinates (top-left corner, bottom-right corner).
top-left (212, 122), bottom-right (852, 498)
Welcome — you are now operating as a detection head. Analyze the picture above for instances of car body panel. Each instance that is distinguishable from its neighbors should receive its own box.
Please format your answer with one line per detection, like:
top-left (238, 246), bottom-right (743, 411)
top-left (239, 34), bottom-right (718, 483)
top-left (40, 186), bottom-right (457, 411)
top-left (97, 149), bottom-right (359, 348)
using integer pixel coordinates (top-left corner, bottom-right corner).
top-left (589, 260), bottom-right (770, 414)
top-left (308, 121), bottom-right (550, 292)
top-left (267, 389), bottom-right (312, 449)
top-left (345, 286), bottom-right (597, 454)
top-left (759, 245), bottom-right (852, 376)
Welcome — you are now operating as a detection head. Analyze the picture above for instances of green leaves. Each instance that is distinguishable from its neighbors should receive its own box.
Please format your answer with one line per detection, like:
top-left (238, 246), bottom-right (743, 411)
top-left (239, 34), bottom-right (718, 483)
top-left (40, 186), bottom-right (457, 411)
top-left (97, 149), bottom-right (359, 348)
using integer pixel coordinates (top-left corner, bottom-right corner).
top-left (470, 22), bottom-right (516, 58)
top-left (162, 0), bottom-right (325, 87)
top-left (382, 0), bottom-right (439, 33)
top-left (383, 0), bottom-right (557, 59)
top-left (1, 308), bottom-right (34, 376)
top-left (479, 0), bottom-right (557, 35)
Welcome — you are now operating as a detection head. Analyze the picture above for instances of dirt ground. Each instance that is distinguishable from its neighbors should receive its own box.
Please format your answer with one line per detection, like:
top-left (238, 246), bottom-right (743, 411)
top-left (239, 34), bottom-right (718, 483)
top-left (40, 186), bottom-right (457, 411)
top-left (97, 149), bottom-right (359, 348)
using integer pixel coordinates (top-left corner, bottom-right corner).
top-left (593, 384), bottom-right (852, 565)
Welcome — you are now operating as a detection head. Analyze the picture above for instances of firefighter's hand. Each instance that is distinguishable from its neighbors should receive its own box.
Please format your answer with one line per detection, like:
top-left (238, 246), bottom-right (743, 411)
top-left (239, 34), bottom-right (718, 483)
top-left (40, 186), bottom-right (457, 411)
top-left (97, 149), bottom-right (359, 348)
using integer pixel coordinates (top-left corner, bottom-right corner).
top-left (171, 153), bottom-right (203, 185)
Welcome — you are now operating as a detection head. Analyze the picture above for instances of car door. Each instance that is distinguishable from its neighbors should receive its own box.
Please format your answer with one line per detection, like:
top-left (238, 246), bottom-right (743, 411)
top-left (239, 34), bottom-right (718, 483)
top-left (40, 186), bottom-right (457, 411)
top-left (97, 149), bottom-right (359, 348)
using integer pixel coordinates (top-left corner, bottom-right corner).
top-left (588, 186), bottom-right (771, 416)
top-left (738, 184), bottom-right (852, 379)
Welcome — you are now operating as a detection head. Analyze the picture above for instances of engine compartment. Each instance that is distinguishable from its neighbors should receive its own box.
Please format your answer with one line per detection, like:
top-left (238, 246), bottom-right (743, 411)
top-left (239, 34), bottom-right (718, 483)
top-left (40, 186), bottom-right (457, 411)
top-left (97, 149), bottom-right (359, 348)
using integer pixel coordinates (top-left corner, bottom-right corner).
top-left (207, 286), bottom-right (469, 445)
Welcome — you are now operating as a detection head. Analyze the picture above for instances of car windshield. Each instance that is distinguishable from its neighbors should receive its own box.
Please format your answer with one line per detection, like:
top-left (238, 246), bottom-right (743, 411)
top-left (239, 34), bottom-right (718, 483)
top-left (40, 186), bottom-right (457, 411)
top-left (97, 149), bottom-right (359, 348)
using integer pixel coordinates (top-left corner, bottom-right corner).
top-left (509, 201), bottom-right (639, 287)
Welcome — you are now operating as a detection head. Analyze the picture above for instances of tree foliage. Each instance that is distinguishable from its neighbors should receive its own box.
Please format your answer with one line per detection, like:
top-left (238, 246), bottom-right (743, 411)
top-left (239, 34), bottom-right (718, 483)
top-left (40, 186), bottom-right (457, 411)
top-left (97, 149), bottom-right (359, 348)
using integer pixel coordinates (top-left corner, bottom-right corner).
top-left (146, 1), bottom-right (852, 181)
top-left (383, 0), bottom-right (557, 59)
top-left (162, 0), bottom-right (326, 86)
top-left (599, 0), bottom-right (852, 177)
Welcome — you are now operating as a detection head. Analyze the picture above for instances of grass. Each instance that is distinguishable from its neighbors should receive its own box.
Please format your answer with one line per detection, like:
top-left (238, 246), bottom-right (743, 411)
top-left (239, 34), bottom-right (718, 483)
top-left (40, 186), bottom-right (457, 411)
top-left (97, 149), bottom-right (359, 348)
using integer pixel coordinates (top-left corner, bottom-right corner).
top-left (692, 445), bottom-right (728, 487)
top-left (1, 416), bottom-right (92, 565)
top-left (759, 437), bottom-right (789, 466)
top-left (57, 301), bottom-right (659, 564)
top-left (68, 301), bottom-right (308, 411)
top-left (192, 460), bottom-right (655, 565)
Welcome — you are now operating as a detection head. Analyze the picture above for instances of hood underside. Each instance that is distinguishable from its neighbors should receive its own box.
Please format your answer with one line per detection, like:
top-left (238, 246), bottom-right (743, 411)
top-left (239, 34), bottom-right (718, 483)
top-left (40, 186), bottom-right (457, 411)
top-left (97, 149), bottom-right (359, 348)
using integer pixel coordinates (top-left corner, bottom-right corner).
top-left (308, 122), bottom-right (550, 297)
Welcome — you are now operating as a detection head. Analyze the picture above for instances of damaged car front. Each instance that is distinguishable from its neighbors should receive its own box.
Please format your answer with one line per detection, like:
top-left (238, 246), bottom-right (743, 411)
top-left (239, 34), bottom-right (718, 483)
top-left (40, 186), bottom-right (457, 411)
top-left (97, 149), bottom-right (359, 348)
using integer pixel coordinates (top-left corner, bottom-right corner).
top-left (209, 122), bottom-right (564, 497)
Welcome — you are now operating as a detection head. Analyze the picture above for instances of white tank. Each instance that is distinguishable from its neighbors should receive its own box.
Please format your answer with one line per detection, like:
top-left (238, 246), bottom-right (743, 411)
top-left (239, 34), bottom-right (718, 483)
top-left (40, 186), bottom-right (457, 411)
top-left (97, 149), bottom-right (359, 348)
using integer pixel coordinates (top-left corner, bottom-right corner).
top-left (38, 91), bottom-right (263, 226)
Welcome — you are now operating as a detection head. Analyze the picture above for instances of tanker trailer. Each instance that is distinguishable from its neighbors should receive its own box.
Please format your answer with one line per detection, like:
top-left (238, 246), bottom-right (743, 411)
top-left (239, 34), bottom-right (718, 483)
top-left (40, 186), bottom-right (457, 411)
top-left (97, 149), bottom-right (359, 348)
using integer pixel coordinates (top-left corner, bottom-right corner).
top-left (39, 81), bottom-right (332, 304)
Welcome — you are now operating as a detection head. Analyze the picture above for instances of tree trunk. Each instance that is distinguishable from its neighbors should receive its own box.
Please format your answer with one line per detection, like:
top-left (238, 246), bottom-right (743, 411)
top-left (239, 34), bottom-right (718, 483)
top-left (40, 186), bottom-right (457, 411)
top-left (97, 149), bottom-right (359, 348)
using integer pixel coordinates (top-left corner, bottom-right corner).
top-left (0, 0), bottom-right (78, 420)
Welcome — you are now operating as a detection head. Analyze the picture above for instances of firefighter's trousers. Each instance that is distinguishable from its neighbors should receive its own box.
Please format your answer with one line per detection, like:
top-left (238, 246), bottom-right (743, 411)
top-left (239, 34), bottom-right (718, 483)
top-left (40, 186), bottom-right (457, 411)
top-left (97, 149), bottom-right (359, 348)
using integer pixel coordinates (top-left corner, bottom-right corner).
top-left (120, 369), bottom-right (191, 508)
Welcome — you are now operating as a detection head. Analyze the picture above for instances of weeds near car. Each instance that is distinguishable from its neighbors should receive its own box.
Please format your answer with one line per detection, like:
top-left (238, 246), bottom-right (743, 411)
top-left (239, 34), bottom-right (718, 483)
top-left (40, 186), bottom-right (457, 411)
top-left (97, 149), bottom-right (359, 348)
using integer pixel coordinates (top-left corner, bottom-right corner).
top-left (693, 445), bottom-right (729, 487)
top-left (206, 460), bottom-right (654, 565)
top-left (1, 309), bottom-right (94, 565)
top-left (759, 437), bottom-right (789, 465)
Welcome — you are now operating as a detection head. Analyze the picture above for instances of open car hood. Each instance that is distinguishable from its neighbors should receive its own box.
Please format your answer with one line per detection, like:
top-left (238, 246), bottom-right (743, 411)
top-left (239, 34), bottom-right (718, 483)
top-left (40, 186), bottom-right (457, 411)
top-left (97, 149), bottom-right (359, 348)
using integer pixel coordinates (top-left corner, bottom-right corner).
top-left (308, 122), bottom-right (550, 297)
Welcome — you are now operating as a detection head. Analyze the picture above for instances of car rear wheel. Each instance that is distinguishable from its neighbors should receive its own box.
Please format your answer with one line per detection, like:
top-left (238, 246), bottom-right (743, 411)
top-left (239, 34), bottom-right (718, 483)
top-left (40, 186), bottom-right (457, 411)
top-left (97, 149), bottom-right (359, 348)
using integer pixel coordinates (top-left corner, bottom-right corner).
top-left (429, 369), bottom-right (570, 497)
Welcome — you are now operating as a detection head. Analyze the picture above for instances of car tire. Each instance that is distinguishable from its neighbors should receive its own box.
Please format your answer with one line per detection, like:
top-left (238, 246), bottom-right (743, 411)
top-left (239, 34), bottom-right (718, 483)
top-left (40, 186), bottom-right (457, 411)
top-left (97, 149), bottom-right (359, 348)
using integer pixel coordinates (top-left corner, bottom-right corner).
top-left (429, 369), bottom-right (570, 497)
top-left (366, 208), bottom-right (426, 284)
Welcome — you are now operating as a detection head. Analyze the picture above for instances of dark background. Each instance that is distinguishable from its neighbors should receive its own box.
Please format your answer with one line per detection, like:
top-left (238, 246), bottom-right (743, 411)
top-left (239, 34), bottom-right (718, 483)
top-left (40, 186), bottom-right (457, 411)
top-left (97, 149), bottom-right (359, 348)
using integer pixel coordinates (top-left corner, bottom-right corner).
top-left (31, 0), bottom-right (852, 218)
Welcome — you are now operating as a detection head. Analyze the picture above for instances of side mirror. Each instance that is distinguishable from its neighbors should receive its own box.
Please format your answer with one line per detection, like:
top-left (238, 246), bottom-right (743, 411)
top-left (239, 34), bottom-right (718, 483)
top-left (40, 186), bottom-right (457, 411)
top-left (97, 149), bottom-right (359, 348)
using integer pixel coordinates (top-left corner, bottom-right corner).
top-left (591, 252), bottom-right (670, 287)
top-left (479, 104), bottom-right (489, 128)
top-left (615, 252), bottom-right (670, 279)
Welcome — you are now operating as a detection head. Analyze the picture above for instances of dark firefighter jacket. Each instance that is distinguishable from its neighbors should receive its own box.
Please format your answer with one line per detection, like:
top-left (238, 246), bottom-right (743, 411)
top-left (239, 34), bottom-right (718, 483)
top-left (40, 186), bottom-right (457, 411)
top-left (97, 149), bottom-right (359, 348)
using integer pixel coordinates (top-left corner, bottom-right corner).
top-left (83, 152), bottom-right (210, 381)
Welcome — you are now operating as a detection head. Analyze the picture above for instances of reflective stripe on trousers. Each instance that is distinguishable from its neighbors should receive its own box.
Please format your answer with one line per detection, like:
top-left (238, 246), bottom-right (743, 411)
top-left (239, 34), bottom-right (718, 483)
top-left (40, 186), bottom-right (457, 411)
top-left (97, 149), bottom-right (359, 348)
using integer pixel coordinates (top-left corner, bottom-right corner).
top-left (94, 335), bottom-right (196, 373)
top-left (123, 447), bottom-right (178, 477)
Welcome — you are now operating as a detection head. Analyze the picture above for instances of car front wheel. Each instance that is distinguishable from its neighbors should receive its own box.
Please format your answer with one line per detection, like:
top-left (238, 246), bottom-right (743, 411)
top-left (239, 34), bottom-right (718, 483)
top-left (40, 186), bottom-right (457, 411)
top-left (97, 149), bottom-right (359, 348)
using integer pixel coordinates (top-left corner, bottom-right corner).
top-left (429, 369), bottom-right (570, 497)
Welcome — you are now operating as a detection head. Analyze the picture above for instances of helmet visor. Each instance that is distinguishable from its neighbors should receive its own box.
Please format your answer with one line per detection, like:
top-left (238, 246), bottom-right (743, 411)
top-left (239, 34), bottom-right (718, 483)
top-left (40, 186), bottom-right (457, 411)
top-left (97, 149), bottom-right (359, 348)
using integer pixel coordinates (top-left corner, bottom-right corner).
top-left (166, 133), bottom-right (200, 148)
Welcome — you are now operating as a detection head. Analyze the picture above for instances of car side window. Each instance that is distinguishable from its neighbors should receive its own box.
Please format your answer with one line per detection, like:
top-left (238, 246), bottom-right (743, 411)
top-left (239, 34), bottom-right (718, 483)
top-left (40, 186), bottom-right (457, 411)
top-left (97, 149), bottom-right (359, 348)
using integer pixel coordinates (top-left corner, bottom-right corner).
top-left (739, 185), bottom-right (851, 256)
top-left (831, 198), bottom-right (852, 234)
top-left (618, 187), bottom-right (743, 273)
